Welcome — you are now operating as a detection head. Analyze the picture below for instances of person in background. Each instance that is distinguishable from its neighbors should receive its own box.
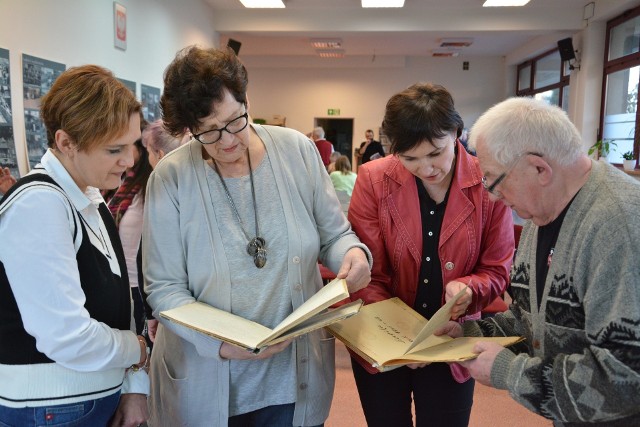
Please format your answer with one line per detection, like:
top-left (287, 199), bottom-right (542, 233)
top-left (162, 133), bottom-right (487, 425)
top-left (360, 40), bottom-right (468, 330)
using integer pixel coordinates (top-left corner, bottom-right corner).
top-left (107, 122), bottom-right (152, 336)
top-left (136, 119), bottom-right (188, 342)
top-left (144, 120), bottom-right (190, 169)
top-left (327, 150), bottom-right (341, 173)
top-left (347, 82), bottom-right (514, 427)
top-left (357, 128), bottom-right (385, 164)
top-left (143, 46), bottom-right (371, 427)
top-left (438, 97), bottom-right (640, 426)
top-left (0, 166), bottom-right (17, 195)
top-left (108, 118), bottom-right (188, 342)
top-left (0, 65), bottom-right (149, 427)
top-left (329, 155), bottom-right (357, 197)
top-left (312, 126), bottom-right (334, 167)
top-left (458, 127), bottom-right (472, 154)
top-left (102, 115), bottom-right (148, 205)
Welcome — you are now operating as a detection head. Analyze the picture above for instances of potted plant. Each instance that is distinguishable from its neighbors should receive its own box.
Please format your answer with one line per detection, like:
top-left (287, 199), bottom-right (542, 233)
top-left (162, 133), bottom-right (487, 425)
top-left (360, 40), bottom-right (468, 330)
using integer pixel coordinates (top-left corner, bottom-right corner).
top-left (588, 139), bottom-right (617, 162)
top-left (622, 150), bottom-right (636, 171)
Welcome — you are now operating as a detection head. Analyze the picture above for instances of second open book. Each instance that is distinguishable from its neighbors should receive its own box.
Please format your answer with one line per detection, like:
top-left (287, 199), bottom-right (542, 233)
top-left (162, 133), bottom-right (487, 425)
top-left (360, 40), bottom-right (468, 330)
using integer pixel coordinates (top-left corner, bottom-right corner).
top-left (327, 289), bottom-right (522, 372)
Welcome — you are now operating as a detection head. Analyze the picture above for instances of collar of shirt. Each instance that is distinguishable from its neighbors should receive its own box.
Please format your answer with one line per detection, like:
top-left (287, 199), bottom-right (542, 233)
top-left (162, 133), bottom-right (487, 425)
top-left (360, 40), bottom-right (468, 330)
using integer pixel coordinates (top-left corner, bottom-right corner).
top-left (39, 149), bottom-right (104, 226)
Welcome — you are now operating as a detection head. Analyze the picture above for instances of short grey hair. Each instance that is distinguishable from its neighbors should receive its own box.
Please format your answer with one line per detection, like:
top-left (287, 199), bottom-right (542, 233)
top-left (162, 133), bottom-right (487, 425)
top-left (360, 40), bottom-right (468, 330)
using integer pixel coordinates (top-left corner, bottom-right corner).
top-left (469, 97), bottom-right (583, 167)
top-left (313, 126), bottom-right (325, 139)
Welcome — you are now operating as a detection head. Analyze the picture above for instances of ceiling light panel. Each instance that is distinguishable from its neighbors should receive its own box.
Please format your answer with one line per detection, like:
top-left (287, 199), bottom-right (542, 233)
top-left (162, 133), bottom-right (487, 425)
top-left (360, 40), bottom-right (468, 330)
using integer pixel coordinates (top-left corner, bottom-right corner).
top-left (239, 0), bottom-right (285, 8)
top-left (482, 0), bottom-right (530, 6)
top-left (310, 38), bottom-right (343, 49)
top-left (362, 0), bottom-right (405, 8)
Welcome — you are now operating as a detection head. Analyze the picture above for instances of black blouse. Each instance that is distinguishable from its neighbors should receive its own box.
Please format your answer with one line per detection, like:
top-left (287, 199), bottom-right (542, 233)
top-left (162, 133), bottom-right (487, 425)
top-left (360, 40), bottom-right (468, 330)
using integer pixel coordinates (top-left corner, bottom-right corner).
top-left (414, 176), bottom-right (449, 319)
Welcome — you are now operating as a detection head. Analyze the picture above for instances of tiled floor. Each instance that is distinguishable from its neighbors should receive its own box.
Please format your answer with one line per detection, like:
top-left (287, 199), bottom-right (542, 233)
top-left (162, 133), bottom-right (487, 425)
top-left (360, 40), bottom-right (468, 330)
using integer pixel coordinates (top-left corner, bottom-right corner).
top-left (326, 341), bottom-right (551, 427)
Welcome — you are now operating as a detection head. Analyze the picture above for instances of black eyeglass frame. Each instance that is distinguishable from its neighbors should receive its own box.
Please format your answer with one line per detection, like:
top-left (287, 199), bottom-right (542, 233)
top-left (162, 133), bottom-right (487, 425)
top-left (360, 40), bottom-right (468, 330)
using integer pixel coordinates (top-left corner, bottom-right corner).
top-left (191, 111), bottom-right (249, 145)
top-left (481, 152), bottom-right (543, 196)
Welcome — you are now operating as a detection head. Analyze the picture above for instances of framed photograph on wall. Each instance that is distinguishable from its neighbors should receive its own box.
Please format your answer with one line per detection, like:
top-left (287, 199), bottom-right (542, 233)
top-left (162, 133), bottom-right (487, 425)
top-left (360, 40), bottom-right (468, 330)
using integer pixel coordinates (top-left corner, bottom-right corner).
top-left (114, 2), bottom-right (127, 51)
top-left (0, 47), bottom-right (19, 178)
top-left (22, 54), bottom-right (65, 169)
top-left (141, 84), bottom-right (161, 122)
top-left (117, 77), bottom-right (136, 95)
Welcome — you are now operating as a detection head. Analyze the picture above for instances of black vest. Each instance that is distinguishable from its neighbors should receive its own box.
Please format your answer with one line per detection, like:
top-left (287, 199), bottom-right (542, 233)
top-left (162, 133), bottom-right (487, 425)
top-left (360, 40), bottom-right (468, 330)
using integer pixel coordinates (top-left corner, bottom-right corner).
top-left (0, 173), bottom-right (131, 365)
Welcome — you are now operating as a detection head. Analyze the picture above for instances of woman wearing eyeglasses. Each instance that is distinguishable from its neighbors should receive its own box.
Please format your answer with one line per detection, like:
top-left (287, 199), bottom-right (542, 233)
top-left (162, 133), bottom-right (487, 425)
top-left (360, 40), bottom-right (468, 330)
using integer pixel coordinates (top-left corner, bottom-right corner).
top-left (142, 46), bottom-right (371, 427)
top-left (347, 83), bottom-right (514, 427)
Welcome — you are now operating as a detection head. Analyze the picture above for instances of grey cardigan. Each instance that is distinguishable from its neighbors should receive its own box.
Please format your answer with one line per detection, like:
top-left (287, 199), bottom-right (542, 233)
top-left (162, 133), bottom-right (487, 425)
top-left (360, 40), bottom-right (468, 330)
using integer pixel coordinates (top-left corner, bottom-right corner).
top-left (464, 160), bottom-right (640, 426)
top-left (143, 124), bottom-right (371, 426)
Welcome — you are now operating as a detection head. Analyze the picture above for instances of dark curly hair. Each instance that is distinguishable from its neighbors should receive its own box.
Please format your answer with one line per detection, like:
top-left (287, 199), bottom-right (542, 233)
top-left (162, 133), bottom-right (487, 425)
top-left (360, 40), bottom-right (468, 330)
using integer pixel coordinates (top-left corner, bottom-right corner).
top-left (382, 82), bottom-right (463, 154)
top-left (161, 46), bottom-right (248, 137)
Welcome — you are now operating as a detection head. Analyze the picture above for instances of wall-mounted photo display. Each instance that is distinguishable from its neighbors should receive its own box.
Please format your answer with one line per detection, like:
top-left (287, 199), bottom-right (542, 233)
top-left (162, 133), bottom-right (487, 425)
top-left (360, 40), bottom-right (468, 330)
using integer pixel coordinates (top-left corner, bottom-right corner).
top-left (141, 84), bottom-right (161, 122)
top-left (117, 77), bottom-right (136, 95)
top-left (22, 54), bottom-right (65, 169)
top-left (0, 48), bottom-right (18, 178)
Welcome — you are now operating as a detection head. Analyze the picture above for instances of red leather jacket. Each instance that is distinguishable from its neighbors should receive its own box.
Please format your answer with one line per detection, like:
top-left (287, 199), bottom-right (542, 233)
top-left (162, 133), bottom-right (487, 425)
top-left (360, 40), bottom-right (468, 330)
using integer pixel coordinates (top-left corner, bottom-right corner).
top-left (348, 142), bottom-right (514, 379)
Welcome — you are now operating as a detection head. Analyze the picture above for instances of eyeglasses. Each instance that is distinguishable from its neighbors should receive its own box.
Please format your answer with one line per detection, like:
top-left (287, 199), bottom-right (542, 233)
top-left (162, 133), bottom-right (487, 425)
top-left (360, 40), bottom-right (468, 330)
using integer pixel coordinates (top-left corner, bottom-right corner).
top-left (191, 111), bottom-right (249, 144)
top-left (481, 152), bottom-right (542, 196)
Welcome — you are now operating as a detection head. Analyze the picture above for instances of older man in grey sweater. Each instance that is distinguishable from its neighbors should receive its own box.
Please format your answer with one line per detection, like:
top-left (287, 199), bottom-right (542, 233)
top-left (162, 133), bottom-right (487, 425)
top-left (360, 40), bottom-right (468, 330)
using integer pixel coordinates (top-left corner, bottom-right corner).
top-left (439, 97), bottom-right (640, 426)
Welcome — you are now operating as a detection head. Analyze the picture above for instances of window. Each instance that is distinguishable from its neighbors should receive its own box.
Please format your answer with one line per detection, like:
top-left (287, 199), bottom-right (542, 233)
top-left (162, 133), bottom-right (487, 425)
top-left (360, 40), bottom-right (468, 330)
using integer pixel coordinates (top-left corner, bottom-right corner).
top-left (600, 6), bottom-right (640, 167)
top-left (517, 48), bottom-right (571, 112)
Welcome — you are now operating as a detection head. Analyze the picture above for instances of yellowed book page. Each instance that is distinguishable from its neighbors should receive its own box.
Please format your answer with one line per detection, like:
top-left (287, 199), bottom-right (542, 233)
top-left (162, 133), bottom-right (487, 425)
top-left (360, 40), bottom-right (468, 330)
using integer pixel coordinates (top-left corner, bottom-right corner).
top-left (263, 278), bottom-right (349, 343)
top-left (160, 301), bottom-right (272, 350)
top-left (267, 300), bottom-right (363, 346)
top-left (385, 336), bottom-right (525, 366)
top-left (404, 287), bottom-right (467, 354)
top-left (327, 298), bottom-right (427, 368)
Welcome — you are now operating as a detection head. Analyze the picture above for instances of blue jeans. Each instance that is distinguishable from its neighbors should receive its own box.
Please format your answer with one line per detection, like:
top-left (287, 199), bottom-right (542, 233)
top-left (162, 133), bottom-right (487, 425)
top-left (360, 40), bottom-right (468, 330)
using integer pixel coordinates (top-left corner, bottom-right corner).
top-left (0, 392), bottom-right (120, 427)
top-left (228, 403), bottom-right (323, 427)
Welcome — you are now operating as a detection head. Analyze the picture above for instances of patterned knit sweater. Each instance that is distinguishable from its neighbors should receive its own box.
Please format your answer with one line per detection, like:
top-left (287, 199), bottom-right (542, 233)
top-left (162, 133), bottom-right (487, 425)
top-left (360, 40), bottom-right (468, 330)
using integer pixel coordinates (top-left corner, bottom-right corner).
top-left (463, 160), bottom-right (640, 426)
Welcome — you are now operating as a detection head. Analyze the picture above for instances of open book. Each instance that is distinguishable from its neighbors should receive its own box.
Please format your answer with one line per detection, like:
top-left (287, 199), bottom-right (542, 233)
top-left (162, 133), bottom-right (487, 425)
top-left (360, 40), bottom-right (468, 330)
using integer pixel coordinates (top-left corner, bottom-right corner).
top-left (327, 289), bottom-right (522, 371)
top-left (160, 278), bottom-right (362, 353)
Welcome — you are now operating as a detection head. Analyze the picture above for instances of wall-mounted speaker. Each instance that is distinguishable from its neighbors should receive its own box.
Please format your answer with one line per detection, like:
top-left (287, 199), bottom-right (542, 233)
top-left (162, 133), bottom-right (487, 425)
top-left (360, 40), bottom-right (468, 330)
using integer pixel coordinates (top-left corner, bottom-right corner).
top-left (557, 38), bottom-right (576, 62)
top-left (227, 38), bottom-right (242, 55)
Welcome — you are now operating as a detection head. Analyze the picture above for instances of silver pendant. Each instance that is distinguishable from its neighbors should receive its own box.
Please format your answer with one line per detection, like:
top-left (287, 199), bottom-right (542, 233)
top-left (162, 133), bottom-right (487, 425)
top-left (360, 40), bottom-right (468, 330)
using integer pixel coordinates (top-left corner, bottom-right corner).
top-left (254, 247), bottom-right (267, 268)
top-left (246, 237), bottom-right (266, 256)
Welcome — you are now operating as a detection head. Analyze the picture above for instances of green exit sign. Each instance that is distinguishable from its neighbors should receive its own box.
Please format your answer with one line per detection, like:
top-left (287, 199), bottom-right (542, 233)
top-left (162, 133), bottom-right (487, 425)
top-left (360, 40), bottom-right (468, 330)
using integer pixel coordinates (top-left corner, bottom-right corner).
top-left (327, 108), bottom-right (341, 116)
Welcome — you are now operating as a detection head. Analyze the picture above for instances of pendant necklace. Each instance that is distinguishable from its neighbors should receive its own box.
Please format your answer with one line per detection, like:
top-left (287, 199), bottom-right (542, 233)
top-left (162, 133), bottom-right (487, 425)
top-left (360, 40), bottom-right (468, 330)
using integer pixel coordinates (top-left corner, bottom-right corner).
top-left (212, 150), bottom-right (267, 268)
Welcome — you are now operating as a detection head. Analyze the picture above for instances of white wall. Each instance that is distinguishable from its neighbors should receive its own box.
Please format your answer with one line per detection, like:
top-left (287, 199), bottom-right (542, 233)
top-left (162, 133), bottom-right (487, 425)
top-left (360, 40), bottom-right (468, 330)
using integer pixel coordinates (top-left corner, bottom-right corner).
top-left (0, 0), bottom-right (218, 175)
top-left (245, 56), bottom-right (506, 157)
top-left (3, 0), bottom-right (640, 174)
top-left (569, 22), bottom-right (607, 152)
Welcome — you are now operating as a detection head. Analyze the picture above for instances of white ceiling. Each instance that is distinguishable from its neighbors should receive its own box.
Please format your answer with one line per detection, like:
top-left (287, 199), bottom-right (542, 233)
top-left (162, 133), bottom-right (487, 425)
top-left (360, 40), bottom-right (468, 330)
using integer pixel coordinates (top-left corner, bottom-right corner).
top-left (203, 0), bottom-right (598, 59)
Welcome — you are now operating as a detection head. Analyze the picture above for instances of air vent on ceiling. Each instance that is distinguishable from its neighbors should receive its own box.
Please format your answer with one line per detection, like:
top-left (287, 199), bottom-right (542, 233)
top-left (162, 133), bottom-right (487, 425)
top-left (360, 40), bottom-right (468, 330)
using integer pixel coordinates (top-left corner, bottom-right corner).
top-left (317, 49), bottom-right (346, 58)
top-left (310, 38), bottom-right (343, 49)
top-left (432, 48), bottom-right (460, 57)
top-left (439, 38), bottom-right (474, 48)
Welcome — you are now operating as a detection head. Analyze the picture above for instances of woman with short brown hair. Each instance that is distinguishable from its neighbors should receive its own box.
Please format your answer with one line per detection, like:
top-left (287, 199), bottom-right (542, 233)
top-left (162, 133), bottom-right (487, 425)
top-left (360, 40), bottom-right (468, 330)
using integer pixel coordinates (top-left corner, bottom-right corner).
top-left (0, 65), bottom-right (149, 427)
top-left (348, 82), bottom-right (514, 427)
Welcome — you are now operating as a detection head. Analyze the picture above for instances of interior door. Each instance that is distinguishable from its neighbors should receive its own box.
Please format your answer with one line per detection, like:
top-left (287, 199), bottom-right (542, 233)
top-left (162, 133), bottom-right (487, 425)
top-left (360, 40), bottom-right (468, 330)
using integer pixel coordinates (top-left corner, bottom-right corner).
top-left (315, 118), bottom-right (354, 163)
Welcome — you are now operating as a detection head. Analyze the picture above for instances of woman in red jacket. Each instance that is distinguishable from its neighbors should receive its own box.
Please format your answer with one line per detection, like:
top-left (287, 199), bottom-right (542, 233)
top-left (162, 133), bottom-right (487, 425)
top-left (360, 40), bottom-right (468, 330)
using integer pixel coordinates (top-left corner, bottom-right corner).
top-left (348, 83), bottom-right (514, 427)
